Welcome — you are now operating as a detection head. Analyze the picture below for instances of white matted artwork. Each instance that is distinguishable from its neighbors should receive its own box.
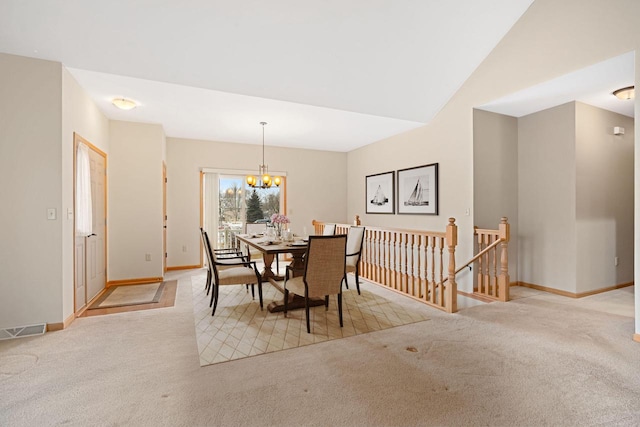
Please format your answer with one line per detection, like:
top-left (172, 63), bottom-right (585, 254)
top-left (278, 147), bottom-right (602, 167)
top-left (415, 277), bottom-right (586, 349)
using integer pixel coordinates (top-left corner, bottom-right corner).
top-left (365, 171), bottom-right (395, 214)
top-left (397, 163), bottom-right (438, 215)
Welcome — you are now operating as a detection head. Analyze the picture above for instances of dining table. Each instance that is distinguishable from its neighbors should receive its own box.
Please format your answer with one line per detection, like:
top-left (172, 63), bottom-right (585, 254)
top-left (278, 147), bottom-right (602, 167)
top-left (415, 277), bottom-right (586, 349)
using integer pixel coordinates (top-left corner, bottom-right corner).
top-left (235, 233), bottom-right (325, 313)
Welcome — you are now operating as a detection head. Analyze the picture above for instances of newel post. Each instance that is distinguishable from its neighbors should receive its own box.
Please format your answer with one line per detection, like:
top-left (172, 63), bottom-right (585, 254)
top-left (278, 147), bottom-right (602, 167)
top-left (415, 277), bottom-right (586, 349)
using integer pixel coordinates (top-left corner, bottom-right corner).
top-left (498, 217), bottom-right (510, 302)
top-left (445, 218), bottom-right (458, 313)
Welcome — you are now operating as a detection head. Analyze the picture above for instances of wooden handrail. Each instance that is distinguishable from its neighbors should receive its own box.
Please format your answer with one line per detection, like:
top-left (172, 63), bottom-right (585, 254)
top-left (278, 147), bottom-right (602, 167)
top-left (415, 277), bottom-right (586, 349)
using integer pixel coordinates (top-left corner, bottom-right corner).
top-left (439, 217), bottom-right (510, 303)
top-left (312, 217), bottom-right (446, 237)
top-left (443, 237), bottom-right (502, 282)
top-left (313, 216), bottom-right (509, 308)
top-left (471, 217), bottom-right (510, 302)
top-left (313, 216), bottom-right (458, 313)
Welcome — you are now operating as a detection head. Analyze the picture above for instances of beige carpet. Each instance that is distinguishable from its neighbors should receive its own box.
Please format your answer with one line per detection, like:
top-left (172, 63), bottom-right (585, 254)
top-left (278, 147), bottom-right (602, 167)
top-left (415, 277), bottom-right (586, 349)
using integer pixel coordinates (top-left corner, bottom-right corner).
top-left (191, 274), bottom-right (430, 366)
top-left (1, 269), bottom-right (639, 427)
top-left (89, 282), bottom-right (165, 309)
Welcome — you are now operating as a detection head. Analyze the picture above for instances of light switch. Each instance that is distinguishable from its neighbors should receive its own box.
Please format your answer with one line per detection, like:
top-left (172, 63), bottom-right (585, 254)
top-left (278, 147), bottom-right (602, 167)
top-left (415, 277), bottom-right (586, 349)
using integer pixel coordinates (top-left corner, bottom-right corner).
top-left (47, 208), bottom-right (56, 220)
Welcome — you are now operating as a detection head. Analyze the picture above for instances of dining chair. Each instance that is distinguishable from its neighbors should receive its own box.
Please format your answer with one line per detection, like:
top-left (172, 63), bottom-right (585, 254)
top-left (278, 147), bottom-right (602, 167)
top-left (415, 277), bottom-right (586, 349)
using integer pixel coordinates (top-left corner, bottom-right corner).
top-left (344, 226), bottom-right (366, 295)
top-left (203, 231), bottom-right (263, 316)
top-left (200, 227), bottom-right (243, 256)
top-left (204, 232), bottom-right (254, 300)
top-left (200, 228), bottom-right (246, 295)
top-left (283, 234), bottom-right (347, 333)
top-left (322, 223), bottom-right (336, 235)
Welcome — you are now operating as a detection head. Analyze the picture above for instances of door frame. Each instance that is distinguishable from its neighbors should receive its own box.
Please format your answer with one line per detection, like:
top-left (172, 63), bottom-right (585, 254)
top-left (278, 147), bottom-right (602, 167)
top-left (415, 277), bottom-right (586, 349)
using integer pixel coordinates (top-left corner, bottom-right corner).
top-left (163, 162), bottom-right (167, 273)
top-left (73, 133), bottom-right (108, 315)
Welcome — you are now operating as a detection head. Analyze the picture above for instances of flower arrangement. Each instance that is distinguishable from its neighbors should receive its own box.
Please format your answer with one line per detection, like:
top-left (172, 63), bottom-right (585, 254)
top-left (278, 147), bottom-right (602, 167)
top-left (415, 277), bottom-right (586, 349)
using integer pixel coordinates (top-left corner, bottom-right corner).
top-left (270, 213), bottom-right (290, 225)
top-left (270, 213), bottom-right (290, 237)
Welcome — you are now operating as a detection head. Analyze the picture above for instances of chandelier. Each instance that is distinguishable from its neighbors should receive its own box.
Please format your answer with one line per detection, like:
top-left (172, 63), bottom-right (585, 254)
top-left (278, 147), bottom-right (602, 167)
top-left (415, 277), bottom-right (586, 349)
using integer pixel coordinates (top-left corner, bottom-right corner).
top-left (246, 122), bottom-right (281, 189)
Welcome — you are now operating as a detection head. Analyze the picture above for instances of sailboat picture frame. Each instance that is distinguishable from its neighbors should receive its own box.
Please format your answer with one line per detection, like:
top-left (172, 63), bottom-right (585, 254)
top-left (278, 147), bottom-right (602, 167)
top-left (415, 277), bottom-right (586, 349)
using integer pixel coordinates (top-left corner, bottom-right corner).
top-left (397, 163), bottom-right (438, 215)
top-left (365, 171), bottom-right (395, 214)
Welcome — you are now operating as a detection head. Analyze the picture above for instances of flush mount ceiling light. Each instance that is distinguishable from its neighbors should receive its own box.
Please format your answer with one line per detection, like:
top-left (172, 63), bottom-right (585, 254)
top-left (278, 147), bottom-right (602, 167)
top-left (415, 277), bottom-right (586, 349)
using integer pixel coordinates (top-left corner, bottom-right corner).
top-left (111, 97), bottom-right (137, 110)
top-left (612, 86), bottom-right (635, 100)
top-left (246, 122), bottom-right (281, 189)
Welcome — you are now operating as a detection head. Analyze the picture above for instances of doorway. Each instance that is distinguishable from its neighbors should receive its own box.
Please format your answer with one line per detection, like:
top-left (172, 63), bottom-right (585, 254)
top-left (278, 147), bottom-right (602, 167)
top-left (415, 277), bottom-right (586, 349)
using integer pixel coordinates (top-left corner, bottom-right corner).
top-left (163, 162), bottom-right (167, 273)
top-left (74, 133), bottom-right (107, 313)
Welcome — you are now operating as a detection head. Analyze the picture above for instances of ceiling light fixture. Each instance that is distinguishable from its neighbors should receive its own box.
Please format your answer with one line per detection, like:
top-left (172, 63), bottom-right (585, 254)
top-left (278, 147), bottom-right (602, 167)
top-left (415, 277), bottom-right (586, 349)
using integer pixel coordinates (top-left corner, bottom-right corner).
top-left (246, 122), bottom-right (281, 189)
top-left (111, 97), bottom-right (137, 110)
top-left (612, 86), bottom-right (635, 100)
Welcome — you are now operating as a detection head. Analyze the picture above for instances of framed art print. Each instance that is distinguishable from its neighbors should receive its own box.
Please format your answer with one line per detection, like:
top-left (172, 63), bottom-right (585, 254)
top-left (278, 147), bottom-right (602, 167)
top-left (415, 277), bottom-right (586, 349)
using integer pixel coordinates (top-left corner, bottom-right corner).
top-left (397, 163), bottom-right (438, 215)
top-left (365, 171), bottom-right (395, 214)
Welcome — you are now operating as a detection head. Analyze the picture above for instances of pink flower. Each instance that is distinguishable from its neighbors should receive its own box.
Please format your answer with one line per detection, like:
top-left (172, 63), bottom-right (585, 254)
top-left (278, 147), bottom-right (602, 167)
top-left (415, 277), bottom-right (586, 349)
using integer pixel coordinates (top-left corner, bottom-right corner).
top-left (270, 213), bottom-right (290, 224)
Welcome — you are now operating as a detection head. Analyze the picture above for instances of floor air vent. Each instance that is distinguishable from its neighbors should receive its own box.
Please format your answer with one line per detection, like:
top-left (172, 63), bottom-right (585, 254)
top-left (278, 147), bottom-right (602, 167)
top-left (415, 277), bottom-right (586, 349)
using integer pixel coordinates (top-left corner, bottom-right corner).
top-left (0, 324), bottom-right (46, 340)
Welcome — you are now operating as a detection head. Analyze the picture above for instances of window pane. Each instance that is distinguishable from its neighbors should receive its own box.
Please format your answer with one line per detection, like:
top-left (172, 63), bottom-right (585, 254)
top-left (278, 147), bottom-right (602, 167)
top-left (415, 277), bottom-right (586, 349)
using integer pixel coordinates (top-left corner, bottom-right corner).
top-left (218, 177), bottom-right (244, 247)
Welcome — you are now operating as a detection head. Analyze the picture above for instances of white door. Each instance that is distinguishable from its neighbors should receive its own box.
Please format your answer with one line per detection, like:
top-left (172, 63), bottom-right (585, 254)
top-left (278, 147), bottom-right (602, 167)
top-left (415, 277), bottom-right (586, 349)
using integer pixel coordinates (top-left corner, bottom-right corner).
top-left (74, 136), bottom-right (107, 312)
top-left (74, 235), bottom-right (85, 311)
top-left (86, 148), bottom-right (106, 301)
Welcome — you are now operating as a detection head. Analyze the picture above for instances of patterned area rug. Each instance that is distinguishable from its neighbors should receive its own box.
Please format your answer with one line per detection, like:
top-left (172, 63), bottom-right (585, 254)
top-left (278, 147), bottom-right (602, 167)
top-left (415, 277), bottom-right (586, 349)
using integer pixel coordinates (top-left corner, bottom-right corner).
top-left (191, 274), bottom-right (430, 366)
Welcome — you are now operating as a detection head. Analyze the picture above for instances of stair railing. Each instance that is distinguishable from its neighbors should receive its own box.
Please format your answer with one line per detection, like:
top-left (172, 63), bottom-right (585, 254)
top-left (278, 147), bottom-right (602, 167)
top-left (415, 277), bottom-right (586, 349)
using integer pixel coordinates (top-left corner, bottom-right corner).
top-left (312, 216), bottom-right (459, 313)
top-left (444, 217), bottom-right (510, 302)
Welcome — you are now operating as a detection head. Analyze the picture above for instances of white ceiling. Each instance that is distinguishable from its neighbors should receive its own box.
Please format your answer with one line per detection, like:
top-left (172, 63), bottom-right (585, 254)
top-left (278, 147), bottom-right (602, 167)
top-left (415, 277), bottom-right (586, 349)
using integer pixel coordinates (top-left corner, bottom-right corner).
top-left (479, 51), bottom-right (635, 118)
top-left (0, 1), bottom-right (539, 151)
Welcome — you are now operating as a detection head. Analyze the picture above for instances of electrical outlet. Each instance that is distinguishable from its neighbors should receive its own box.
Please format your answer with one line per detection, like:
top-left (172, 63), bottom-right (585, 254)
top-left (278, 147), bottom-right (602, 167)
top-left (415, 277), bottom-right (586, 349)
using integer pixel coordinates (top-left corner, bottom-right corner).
top-left (47, 208), bottom-right (56, 220)
top-left (145, 253), bottom-right (151, 262)
top-left (182, 245), bottom-right (187, 252)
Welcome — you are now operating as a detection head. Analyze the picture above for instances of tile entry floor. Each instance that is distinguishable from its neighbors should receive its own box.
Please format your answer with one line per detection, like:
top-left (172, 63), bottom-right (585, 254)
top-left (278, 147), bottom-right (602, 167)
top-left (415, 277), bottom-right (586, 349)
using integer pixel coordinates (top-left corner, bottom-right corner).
top-left (191, 272), bottom-right (432, 366)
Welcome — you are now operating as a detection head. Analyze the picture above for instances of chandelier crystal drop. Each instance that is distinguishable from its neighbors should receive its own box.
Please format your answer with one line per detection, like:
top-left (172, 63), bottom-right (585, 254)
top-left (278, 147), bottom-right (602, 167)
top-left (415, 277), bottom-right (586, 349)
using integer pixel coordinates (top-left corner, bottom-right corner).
top-left (246, 122), bottom-right (281, 189)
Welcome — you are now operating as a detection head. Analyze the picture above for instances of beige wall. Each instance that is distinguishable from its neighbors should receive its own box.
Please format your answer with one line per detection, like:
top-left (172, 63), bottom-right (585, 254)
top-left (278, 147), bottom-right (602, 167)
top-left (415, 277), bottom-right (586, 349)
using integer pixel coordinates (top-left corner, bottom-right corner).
top-left (347, 0), bottom-right (639, 301)
top-left (166, 137), bottom-right (347, 268)
top-left (346, 120), bottom-right (476, 291)
top-left (108, 121), bottom-right (165, 281)
top-left (575, 102), bottom-right (634, 293)
top-left (0, 54), bottom-right (63, 327)
top-left (61, 67), bottom-right (110, 321)
top-left (0, 53), bottom-right (110, 329)
top-left (473, 109), bottom-right (519, 281)
top-left (474, 103), bottom-right (634, 294)
top-left (518, 103), bottom-right (577, 291)
top-left (1, 0), bottom-right (639, 335)
top-left (517, 102), bottom-right (635, 293)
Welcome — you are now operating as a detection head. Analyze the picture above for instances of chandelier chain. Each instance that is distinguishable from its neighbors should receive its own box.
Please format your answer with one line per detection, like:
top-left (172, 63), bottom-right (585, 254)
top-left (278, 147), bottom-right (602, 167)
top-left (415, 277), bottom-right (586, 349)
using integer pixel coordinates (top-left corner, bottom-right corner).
top-left (246, 121), bottom-right (281, 189)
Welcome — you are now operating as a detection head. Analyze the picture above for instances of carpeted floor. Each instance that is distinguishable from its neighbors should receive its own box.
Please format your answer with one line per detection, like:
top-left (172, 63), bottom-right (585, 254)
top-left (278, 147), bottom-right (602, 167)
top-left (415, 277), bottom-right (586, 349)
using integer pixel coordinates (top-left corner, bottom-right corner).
top-left (191, 274), bottom-right (430, 366)
top-left (1, 269), bottom-right (638, 426)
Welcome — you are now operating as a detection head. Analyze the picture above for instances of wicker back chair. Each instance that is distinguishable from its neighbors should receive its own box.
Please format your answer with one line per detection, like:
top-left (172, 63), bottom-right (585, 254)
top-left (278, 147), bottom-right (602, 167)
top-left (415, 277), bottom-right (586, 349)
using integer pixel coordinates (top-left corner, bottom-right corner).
top-left (283, 234), bottom-right (347, 333)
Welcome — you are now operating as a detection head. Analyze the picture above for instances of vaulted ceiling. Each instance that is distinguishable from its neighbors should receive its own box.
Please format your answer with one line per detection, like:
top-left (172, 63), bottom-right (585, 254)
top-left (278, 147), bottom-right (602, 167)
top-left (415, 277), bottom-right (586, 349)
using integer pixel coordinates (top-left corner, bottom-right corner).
top-left (1, 1), bottom-right (540, 151)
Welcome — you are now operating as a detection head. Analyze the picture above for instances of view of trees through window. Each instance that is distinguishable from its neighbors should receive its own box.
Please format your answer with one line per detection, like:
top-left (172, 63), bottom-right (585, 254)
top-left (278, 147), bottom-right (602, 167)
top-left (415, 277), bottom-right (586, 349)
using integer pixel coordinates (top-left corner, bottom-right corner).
top-left (218, 177), bottom-right (281, 227)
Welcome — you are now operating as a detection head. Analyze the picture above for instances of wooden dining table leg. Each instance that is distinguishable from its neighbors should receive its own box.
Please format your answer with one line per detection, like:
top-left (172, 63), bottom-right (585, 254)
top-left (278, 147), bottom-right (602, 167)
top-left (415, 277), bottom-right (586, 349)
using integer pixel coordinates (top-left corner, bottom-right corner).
top-left (260, 253), bottom-right (277, 280)
top-left (267, 250), bottom-right (323, 313)
top-left (287, 251), bottom-right (306, 276)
